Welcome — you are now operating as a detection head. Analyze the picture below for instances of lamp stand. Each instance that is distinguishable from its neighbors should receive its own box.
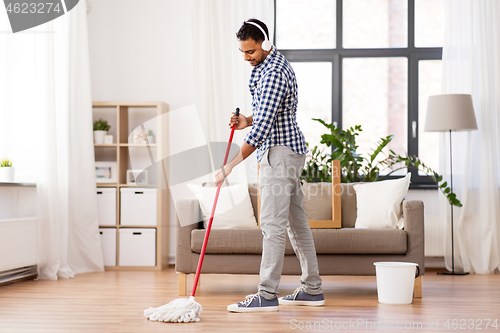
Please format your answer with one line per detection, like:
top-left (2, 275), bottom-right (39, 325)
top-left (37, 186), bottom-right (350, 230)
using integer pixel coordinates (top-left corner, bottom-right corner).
top-left (438, 130), bottom-right (469, 275)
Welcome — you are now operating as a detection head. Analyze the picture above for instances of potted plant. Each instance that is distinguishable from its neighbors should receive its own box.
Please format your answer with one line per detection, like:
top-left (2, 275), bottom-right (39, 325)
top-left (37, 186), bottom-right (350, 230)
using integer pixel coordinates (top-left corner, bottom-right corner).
top-left (301, 119), bottom-right (462, 208)
top-left (147, 129), bottom-right (155, 144)
top-left (93, 119), bottom-right (111, 144)
top-left (0, 158), bottom-right (14, 182)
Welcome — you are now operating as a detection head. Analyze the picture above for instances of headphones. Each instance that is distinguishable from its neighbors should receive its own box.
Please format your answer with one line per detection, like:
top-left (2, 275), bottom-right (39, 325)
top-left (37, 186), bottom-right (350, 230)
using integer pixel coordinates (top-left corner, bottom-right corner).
top-left (245, 21), bottom-right (272, 51)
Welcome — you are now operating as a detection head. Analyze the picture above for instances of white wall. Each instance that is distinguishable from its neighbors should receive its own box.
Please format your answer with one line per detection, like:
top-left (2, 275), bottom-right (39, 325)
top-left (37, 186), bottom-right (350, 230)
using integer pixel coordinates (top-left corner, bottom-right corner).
top-left (87, 0), bottom-right (196, 263)
top-left (87, 0), bottom-right (195, 110)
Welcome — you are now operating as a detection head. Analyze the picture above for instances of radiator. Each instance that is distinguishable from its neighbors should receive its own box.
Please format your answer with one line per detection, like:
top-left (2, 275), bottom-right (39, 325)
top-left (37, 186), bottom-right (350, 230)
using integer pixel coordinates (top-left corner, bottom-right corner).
top-left (0, 217), bottom-right (37, 283)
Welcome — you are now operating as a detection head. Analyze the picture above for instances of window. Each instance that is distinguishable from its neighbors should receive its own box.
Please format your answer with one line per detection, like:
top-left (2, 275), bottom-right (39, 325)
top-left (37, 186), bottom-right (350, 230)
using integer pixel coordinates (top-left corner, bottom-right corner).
top-left (275, 0), bottom-right (445, 186)
top-left (291, 62), bottom-right (332, 150)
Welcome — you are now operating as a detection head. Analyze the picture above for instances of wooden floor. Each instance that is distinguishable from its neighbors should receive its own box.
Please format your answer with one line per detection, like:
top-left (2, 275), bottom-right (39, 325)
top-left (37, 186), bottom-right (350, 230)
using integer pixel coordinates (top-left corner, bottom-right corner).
top-left (1, 267), bottom-right (499, 333)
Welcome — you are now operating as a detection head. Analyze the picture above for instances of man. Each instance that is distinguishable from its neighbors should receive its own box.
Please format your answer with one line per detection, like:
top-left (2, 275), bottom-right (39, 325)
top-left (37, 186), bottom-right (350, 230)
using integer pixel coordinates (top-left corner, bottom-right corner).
top-left (214, 19), bottom-right (324, 312)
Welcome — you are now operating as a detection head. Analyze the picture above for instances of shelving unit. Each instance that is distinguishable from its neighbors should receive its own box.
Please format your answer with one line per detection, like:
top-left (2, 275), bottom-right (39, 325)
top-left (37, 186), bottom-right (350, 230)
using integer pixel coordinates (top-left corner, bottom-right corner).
top-left (92, 101), bottom-right (169, 271)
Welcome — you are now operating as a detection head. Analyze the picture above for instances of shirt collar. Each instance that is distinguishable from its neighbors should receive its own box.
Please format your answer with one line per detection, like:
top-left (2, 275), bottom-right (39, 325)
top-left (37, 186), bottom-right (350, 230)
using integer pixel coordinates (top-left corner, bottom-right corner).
top-left (254, 45), bottom-right (276, 72)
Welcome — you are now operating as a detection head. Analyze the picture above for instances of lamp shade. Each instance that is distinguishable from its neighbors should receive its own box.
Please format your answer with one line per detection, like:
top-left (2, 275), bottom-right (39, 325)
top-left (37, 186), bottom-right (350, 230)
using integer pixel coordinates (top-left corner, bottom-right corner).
top-left (425, 94), bottom-right (478, 132)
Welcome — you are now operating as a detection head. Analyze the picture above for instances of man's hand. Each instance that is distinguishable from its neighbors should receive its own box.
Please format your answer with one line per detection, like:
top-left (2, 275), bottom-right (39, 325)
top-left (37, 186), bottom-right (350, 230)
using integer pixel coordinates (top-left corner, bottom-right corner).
top-left (215, 164), bottom-right (233, 186)
top-left (229, 112), bottom-right (250, 130)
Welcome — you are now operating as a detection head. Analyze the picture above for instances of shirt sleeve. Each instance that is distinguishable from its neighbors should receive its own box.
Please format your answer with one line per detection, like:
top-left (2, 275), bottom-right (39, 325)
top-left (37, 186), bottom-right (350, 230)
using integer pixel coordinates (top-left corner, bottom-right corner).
top-left (244, 71), bottom-right (287, 148)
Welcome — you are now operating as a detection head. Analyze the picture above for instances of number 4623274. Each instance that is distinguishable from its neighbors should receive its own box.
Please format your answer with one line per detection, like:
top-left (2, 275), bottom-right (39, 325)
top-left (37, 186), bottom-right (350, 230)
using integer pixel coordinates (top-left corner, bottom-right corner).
top-left (6, 2), bottom-right (62, 14)
top-left (444, 319), bottom-right (498, 330)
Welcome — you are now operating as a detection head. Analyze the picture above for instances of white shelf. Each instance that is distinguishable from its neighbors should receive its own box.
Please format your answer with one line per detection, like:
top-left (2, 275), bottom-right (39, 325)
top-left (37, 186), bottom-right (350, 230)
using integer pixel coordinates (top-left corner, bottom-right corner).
top-left (93, 101), bottom-right (169, 271)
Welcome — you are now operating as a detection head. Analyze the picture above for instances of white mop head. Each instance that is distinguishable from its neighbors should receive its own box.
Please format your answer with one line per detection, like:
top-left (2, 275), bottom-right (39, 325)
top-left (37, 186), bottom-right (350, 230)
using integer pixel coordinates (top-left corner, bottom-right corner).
top-left (144, 296), bottom-right (203, 323)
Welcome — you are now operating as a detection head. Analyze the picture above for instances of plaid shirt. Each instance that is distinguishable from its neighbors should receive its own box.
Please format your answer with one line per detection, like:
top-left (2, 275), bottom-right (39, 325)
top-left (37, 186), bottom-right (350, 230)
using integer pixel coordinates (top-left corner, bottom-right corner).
top-left (244, 46), bottom-right (308, 163)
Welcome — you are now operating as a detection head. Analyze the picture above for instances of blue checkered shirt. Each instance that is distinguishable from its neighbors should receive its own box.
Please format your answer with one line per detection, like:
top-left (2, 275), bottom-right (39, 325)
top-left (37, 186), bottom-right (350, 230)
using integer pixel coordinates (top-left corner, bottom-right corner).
top-left (244, 46), bottom-right (308, 163)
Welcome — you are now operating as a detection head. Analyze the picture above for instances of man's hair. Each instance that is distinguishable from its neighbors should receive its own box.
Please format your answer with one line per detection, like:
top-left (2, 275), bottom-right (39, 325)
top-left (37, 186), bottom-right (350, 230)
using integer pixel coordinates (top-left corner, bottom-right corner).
top-left (236, 18), bottom-right (269, 42)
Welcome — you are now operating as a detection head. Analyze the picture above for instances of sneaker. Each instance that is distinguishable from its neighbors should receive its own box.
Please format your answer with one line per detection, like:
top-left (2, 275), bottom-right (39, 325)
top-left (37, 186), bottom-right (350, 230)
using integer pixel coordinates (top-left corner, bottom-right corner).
top-left (227, 293), bottom-right (279, 313)
top-left (278, 286), bottom-right (325, 306)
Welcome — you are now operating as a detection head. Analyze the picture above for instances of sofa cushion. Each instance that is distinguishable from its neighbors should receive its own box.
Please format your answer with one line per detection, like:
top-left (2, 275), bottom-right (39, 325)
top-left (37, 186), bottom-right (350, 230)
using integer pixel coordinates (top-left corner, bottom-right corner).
top-left (203, 183), bottom-right (259, 221)
top-left (312, 228), bottom-right (407, 254)
top-left (192, 229), bottom-right (266, 255)
top-left (248, 183), bottom-right (259, 219)
top-left (295, 182), bottom-right (359, 228)
top-left (303, 182), bottom-right (332, 220)
top-left (188, 183), bottom-right (258, 229)
top-left (353, 173), bottom-right (411, 229)
top-left (341, 183), bottom-right (358, 228)
top-left (191, 228), bottom-right (407, 255)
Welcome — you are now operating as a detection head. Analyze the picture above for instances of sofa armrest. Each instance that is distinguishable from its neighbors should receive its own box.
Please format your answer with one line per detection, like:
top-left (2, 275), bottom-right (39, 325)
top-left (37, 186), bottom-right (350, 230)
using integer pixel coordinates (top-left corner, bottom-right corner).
top-left (175, 198), bottom-right (202, 274)
top-left (403, 199), bottom-right (425, 275)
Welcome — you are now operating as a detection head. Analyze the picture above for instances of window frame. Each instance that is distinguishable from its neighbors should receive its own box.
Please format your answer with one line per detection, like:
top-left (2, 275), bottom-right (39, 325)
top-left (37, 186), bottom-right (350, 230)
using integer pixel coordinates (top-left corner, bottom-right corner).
top-left (274, 0), bottom-right (442, 188)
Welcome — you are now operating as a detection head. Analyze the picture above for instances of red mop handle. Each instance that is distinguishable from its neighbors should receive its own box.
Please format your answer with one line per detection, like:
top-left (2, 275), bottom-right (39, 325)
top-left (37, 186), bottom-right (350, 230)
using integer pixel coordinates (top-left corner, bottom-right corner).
top-left (191, 108), bottom-right (240, 297)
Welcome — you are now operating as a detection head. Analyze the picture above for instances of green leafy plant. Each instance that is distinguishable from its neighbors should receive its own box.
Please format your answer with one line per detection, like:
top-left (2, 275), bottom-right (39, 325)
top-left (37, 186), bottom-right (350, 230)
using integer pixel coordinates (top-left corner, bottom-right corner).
top-left (301, 118), bottom-right (462, 207)
top-left (147, 129), bottom-right (154, 136)
top-left (93, 118), bottom-right (111, 131)
top-left (1, 158), bottom-right (13, 167)
top-left (302, 144), bottom-right (332, 183)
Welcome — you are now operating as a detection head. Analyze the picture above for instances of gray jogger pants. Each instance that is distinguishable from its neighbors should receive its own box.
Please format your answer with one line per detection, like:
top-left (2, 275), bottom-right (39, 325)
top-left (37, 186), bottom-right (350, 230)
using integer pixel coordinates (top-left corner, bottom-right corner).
top-left (257, 145), bottom-right (323, 300)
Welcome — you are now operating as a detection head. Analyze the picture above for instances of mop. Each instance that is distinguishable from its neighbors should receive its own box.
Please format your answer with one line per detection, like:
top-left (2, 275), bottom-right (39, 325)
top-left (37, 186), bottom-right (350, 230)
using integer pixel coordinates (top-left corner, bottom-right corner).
top-left (144, 108), bottom-right (240, 323)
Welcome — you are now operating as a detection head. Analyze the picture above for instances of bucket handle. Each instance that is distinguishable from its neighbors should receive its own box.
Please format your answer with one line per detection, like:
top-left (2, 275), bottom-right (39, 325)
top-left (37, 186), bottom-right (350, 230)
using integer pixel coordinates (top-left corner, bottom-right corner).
top-left (415, 265), bottom-right (420, 278)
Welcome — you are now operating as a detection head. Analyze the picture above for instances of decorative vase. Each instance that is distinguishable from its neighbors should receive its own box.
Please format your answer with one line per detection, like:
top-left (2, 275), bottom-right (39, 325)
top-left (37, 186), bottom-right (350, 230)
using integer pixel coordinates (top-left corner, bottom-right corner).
top-left (94, 130), bottom-right (107, 144)
top-left (147, 135), bottom-right (155, 144)
top-left (0, 167), bottom-right (15, 182)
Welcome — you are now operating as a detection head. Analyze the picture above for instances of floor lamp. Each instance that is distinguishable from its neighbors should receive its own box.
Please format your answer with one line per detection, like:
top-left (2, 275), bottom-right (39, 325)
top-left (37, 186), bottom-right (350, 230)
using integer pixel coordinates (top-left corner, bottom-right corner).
top-left (425, 94), bottom-right (477, 275)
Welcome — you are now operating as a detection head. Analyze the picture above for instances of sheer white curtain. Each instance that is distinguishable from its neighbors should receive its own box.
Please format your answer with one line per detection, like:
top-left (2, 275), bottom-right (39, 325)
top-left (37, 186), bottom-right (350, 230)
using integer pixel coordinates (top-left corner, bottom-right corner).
top-left (0, 2), bottom-right (104, 279)
top-left (441, 0), bottom-right (500, 274)
top-left (192, 0), bottom-right (274, 182)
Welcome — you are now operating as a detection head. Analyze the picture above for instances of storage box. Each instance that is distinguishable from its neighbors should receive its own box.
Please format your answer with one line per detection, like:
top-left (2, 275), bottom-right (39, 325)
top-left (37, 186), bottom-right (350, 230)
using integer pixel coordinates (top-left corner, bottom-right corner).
top-left (99, 228), bottom-right (117, 266)
top-left (120, 188), bottom-right (157, 226)
top-left (118, 228), bottom-right (156, 266)
top-left (96, 188), bottom-right (116, 226)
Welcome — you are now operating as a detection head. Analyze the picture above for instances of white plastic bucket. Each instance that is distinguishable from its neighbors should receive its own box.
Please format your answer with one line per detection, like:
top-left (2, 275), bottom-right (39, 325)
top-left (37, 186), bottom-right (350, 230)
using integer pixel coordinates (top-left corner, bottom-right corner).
top-left (374, 262), bottom-right (420, 304)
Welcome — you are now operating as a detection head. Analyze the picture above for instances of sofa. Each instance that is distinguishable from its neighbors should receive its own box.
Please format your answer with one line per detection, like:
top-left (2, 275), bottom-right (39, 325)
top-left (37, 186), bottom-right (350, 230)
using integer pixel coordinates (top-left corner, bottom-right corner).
top-left (175, 182), bottom-right (424, 297)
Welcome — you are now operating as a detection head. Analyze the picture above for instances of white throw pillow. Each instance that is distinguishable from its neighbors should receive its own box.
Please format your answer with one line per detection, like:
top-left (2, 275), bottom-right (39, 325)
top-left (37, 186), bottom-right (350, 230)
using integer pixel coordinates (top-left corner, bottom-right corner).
top-left (353, 173), bottom-right (411, 229)
top-left (187, 182), bottom-right (258, 229)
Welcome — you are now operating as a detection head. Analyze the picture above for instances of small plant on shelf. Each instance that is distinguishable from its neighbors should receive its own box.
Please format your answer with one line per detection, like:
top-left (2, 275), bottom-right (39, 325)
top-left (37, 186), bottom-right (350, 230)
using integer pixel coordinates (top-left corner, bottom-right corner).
top-left (0, 158), bottom-right (15, 182)
top-left (93, 118), bottom-right (111, 131)
top-left (93, 119), bottom-right (111, 144)
top-left (1, 158), bottom-right (13, 167)
top-left (147, 129), bottom-right (155, 144)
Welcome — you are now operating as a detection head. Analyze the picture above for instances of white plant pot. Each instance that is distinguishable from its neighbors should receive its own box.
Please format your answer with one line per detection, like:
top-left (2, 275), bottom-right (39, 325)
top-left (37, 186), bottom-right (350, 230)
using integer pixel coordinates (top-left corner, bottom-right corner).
top-left (94, 130), bottom-right (107, 144)
top-left (147, 135), bottom-right (155, 144)
top-left (0, 167), bottom-right (15, 182)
